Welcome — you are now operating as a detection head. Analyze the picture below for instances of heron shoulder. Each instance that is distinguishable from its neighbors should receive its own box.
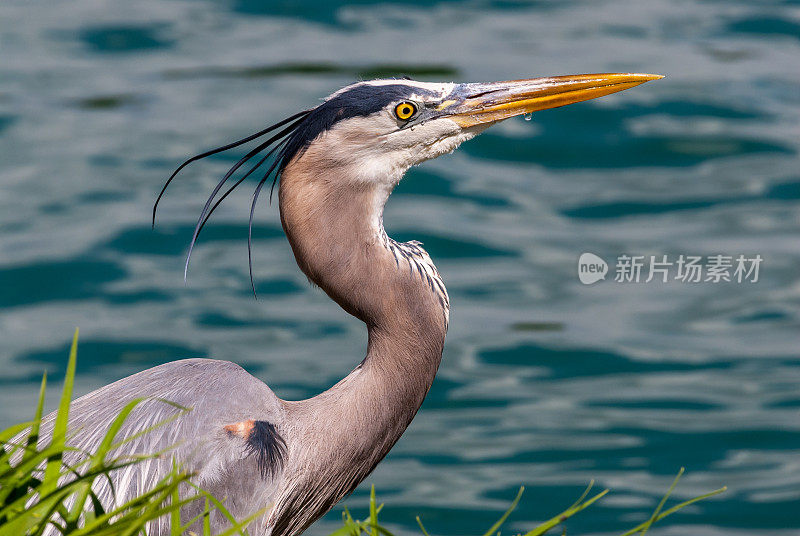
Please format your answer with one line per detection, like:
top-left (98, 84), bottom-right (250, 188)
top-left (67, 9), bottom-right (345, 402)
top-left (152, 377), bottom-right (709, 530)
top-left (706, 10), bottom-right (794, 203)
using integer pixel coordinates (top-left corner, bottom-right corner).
top-left (109, 358), bottom-right (280, 417)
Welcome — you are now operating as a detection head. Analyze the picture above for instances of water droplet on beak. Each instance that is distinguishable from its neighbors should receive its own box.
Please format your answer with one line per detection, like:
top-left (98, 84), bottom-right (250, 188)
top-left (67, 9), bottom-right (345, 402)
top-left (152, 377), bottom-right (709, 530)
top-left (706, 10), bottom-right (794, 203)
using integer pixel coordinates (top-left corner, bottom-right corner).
top-left (524, 113), bottom-right (532, 121)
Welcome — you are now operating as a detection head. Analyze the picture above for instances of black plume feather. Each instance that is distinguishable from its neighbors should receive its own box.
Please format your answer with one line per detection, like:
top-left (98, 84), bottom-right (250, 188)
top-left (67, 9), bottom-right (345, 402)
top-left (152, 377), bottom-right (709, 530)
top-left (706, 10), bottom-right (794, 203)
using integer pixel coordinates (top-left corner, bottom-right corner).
top-left (155, 82), bottom-right (434, 296)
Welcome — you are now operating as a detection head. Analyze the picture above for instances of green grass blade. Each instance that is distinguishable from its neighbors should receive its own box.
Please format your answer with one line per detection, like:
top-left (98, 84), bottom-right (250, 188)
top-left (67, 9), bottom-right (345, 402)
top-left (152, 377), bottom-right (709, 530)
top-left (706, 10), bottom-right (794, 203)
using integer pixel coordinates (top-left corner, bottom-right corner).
top-left (40, 328), bottom-right (79, 496)
top-left (209, 505), bottom-right (272, 536)
top-left (170, 459), bottom-right (182, 535)
top-left (638, 467), bottom-right (683, 535)
top-left (415, 515), bottom-right (431, 536)
top-left (369, 485), bottom-right (378, 536)
top-left (567, 480), bottom-right (594, 511)
top-left (187, 481), bottom-right (257, 536)
top-left (108, 398), bottom-right (190, 452)
top-left (92, 398), bottom-right (147, 458)
top-left (203, 497), bottom-right (212, 535)
top-left (619, 486), bottom-right (727, 536)
top-left (523, 488), bottom-right (609, 536)
top-left (481, 486), bottom-right (524, 536)
top-left (327, 524), bottom-right (363, 536)
top-left (0, 422), bottom-right (34, 445)
top-left (27, 372), bottom-right (48, 450)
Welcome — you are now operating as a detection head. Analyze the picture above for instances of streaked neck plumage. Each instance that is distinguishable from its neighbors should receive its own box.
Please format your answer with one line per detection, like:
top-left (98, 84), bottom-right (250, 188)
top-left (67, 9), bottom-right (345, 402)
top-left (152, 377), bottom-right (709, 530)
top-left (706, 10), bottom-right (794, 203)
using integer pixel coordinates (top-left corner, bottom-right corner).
top-left (268, 144), bottom-right (449, 535)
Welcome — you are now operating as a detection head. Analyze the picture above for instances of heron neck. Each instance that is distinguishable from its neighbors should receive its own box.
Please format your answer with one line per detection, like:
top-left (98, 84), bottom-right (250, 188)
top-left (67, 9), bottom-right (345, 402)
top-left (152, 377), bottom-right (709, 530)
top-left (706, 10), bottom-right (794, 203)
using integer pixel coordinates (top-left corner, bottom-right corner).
top-left (277, 159), bottom-right (446, 418)
top-left (277, 153), bottom-right (448, 383)
top-left (277, 158), bottom-right (448, 335)
top-left (271, 157), bottom-right (447, 534)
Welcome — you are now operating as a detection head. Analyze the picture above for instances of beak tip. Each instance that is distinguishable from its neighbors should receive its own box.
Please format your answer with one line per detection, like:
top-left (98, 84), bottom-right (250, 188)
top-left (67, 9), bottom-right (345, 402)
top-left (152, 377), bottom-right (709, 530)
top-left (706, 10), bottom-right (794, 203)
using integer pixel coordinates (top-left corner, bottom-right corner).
top-left (637, 73), bottom-right (665, 82)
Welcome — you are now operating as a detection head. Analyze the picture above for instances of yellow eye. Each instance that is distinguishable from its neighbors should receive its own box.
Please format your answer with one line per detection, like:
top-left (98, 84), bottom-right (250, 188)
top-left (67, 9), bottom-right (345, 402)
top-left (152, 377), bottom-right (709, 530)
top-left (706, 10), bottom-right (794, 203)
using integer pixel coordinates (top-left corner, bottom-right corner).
top-left (394, 101), bottom-right (417, 121)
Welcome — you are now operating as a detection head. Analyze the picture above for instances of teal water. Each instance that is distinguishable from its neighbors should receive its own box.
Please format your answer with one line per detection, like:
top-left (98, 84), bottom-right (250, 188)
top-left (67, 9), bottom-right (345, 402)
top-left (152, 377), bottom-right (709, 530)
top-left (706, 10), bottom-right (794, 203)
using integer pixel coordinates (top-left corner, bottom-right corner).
top-left (1, 0), bottom-right (799, 534)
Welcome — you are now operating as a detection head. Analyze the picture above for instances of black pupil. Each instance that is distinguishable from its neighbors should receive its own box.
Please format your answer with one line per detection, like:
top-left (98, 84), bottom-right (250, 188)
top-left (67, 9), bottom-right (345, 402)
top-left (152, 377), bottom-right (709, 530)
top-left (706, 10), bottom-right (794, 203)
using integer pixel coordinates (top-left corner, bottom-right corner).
top-left (401, 105), bottom-right (412, 116)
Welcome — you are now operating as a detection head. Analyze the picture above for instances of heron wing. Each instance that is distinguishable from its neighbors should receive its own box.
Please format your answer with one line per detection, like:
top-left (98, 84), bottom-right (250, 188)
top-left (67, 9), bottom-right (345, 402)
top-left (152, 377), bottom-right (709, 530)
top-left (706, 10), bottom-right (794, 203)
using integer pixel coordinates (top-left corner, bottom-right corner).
top-left (33, 359), bottom-right (285, 530)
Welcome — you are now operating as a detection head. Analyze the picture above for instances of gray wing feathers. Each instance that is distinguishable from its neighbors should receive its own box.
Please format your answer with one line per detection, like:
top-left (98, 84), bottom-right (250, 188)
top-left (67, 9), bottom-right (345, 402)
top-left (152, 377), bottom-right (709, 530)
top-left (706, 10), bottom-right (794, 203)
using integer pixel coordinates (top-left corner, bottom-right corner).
top-left (35, 359), bottom-right (285, 534)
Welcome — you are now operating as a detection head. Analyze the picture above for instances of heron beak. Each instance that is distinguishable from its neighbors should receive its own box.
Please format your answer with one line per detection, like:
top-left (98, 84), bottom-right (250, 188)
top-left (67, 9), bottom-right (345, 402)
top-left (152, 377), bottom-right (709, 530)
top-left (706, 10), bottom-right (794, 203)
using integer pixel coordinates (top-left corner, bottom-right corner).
top-left (442, 73), bottom-right (664, 127)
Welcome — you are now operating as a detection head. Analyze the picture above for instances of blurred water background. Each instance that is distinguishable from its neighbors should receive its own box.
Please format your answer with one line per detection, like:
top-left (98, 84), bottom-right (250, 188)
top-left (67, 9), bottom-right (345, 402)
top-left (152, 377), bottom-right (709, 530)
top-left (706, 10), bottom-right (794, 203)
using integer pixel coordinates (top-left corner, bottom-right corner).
top-left (1, 0), bottom-right (799, 534)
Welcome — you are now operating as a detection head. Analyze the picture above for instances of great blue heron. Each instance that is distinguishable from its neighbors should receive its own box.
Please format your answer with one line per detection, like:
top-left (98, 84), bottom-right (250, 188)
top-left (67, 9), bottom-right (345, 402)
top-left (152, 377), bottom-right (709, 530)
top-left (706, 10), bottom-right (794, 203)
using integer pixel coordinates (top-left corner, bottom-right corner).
top-left (38, 73), bottom-right (661, 535)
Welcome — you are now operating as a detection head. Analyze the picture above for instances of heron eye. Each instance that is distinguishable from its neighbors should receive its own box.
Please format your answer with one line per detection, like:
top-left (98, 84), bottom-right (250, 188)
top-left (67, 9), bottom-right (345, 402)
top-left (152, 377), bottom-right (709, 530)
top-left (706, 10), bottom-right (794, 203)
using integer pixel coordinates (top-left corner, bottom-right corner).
top-left (394, 102), bottom-right (417, 121)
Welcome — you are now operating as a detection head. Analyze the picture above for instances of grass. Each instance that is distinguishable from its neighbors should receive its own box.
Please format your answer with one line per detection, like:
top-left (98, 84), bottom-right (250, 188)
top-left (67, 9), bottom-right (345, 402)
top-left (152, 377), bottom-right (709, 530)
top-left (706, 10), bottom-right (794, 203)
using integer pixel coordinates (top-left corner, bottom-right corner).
top-left (1, 330), bottom-right (725, 535)
top-left (334, 473), bottom-right (725, 536)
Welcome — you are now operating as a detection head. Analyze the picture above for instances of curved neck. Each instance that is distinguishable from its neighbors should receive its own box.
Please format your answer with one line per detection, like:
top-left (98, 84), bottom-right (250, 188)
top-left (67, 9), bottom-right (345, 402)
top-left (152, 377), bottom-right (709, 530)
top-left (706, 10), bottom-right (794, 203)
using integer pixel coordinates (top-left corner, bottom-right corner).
top-left (277, 149), bottom-right (449, 396)
top-left (270, 152), bottom-right (448, 535)
top-left (278, 155), bottom-right (448, 337)
top-left (277, 154), bottom-right (448, 411)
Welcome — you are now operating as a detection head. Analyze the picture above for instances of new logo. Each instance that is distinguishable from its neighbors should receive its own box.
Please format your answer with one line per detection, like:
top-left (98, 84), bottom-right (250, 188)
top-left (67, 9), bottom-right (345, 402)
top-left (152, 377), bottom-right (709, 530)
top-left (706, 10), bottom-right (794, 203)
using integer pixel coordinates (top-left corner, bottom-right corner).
top-left (578, 252), bottom-right (608, 285)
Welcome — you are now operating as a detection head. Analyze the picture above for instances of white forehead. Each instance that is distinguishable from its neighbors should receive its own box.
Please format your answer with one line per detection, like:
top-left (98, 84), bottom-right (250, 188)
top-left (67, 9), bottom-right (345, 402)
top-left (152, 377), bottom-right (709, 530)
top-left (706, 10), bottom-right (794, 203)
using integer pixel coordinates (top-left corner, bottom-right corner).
top-left (326, 79), bottom-right (457, 101)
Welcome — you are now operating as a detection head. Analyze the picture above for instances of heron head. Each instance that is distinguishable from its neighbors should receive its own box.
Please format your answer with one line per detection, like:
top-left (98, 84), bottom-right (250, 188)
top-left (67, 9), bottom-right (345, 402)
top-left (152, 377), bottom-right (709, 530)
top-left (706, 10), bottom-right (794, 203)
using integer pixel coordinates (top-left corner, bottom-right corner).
top-left (155, 73), bottom-right (662, 292)
top-left (279, 73), bottom-right (663, 188)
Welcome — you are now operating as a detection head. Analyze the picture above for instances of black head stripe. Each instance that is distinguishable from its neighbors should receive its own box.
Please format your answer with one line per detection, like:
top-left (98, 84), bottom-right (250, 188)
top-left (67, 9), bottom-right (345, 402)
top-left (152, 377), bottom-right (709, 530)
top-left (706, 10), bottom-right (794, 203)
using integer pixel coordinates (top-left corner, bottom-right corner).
top-left (276, 83), bottom-right (436, 173)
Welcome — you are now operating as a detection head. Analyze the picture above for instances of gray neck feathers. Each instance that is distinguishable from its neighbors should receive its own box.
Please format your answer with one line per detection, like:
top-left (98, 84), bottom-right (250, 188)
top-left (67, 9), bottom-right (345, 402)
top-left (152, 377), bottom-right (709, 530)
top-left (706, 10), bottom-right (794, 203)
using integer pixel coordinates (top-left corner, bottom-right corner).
top-left (269, 151), bottom-right (447, 536)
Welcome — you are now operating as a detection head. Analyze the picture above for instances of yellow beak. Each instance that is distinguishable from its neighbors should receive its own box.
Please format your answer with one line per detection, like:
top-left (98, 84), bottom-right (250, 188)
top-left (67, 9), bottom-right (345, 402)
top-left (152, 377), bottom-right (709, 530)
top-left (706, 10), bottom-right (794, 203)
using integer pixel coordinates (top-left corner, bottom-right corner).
top-left (444, 73), bottom-right (664, 127)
